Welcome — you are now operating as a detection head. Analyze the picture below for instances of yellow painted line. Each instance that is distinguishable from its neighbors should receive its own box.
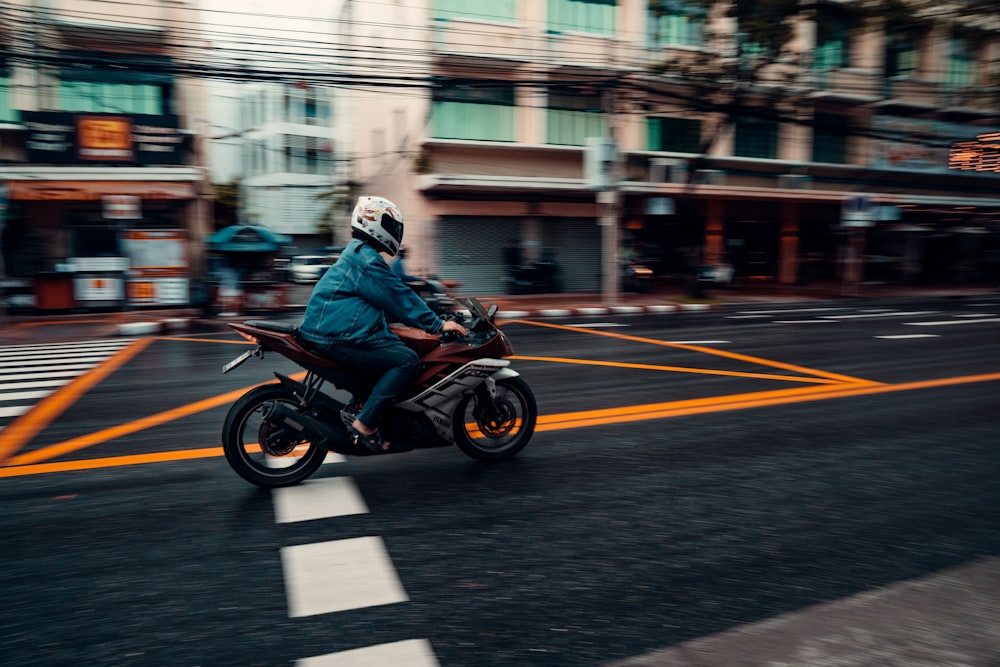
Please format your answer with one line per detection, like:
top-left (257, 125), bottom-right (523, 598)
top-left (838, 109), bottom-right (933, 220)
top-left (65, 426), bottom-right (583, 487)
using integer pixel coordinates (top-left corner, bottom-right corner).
top-left (4, 373), bottom-right (304, 467)
top-left (0, 447), bottom-right (223, 478)
top-left (511, 319), bottom-right (876, 386)
top-left (2, 370), bottom-right (998, 478)
top-left (511, 355), bottom-right (843, 384)
top-left (0, 338), bottom-right (154, 465)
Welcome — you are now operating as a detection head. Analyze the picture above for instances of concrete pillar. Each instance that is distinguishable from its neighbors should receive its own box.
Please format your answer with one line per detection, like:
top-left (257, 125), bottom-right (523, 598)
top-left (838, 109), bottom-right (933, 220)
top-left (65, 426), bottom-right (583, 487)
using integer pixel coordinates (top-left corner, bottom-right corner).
top-left (704, 199), bottom-right (724, 265)
top-left (779, 201), bottom-right (800, 284)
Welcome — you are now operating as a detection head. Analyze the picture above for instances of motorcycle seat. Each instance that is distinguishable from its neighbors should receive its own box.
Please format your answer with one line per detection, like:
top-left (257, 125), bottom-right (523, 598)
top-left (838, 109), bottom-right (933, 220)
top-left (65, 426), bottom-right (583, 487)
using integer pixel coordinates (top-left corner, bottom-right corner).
top-left (244, 320), bottom-right (298, 335)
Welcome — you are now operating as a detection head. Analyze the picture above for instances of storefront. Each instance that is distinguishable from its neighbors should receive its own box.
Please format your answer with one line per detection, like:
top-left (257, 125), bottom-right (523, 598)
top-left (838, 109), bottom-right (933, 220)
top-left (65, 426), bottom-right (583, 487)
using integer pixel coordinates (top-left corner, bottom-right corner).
top-left (0, 110), bottom-right (207, 311)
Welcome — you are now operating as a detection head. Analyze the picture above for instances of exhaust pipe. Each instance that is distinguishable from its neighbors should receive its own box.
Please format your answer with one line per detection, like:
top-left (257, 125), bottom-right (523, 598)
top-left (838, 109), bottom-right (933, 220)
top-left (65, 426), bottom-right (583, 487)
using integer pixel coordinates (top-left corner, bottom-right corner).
top-left (262, 401), bottom-right (351, 452)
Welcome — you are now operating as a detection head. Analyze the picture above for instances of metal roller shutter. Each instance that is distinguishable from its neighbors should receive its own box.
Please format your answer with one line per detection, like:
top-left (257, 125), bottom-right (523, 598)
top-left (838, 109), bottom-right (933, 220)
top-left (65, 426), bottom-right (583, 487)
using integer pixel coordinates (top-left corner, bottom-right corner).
top-left (435, 216), bottom-right (602, 295)
top-left (435, 217), bottom-right (520, 295)
top-left (540, 218), bottom-right (601, 292)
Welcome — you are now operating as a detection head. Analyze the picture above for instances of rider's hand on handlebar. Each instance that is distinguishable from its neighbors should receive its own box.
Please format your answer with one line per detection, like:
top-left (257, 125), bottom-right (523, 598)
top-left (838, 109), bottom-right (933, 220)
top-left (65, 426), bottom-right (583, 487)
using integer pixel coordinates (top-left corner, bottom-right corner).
top-left (441, 319), bottom-right (469, 337)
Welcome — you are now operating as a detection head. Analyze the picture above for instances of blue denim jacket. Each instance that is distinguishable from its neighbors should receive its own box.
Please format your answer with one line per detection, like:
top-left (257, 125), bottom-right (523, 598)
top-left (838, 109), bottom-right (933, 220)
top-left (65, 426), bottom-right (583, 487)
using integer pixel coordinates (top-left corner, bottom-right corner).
top-left (298, 239), bottom-right (444, 348)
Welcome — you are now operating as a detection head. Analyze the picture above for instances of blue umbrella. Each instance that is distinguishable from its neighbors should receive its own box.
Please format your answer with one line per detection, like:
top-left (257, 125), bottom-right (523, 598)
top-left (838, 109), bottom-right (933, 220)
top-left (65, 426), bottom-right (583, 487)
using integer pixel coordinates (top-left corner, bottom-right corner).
top-left (206, 225), bottom-right (293, 253)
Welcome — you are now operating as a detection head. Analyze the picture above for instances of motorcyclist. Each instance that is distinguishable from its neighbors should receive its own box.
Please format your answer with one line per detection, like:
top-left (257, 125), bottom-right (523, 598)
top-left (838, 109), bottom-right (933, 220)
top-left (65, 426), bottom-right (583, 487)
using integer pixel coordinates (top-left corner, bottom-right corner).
top-left (297, 196), bottom-right (468, 452)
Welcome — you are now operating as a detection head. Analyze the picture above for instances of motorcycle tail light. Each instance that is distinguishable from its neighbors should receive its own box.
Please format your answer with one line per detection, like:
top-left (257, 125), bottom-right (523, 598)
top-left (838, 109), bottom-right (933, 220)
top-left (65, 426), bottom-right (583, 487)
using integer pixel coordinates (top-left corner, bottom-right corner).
top-left (236, 330), bottom-right (259, 344)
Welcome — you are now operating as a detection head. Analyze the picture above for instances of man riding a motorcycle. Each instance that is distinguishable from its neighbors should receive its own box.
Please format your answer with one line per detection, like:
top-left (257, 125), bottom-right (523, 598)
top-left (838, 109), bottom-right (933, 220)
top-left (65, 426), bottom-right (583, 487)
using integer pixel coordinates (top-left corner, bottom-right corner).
top-left (297, 196), bottom-right (468, 453)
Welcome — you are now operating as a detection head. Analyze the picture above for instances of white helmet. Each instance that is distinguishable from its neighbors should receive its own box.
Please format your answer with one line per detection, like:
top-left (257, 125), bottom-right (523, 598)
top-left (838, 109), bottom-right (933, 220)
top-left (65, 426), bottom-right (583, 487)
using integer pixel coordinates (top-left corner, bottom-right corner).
top-left (351, 196), bottom-right (404, 256)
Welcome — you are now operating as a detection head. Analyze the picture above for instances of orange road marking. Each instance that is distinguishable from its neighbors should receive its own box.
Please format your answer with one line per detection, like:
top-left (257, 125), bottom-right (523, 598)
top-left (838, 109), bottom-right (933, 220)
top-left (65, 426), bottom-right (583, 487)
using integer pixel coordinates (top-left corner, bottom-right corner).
top-left (0, 338), bottom-right (154, 465)
top-left (4, 373), bottom-right (304, 467)
top-left (511, 355), bottom-right (845, 384)
top-left (2, 371), bottom-right (998, 478)
top-left (155, 336), bottom-right (254, 345)
top-left (0, 447), bottom-right (223, 477)
top-left (512, 319), bottom-right (875, 385)
top-left (538, 371), bottom-right (1000, 431)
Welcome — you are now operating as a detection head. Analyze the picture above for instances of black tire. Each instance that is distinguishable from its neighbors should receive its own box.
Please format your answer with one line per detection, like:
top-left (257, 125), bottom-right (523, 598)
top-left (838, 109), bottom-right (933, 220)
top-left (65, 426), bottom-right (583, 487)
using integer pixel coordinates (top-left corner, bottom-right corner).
top-left (222, 384), bottom-right (327, 488)
top-left (453, 376), bottom-right (536, 461)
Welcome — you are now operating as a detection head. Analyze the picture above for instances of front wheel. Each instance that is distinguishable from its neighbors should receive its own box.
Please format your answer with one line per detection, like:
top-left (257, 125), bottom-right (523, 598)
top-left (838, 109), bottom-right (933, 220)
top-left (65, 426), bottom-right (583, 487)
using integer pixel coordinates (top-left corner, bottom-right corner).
top-left (222, 384), bottom-right (327, 488)
top-left (453, 376), bottom-right (536, 461)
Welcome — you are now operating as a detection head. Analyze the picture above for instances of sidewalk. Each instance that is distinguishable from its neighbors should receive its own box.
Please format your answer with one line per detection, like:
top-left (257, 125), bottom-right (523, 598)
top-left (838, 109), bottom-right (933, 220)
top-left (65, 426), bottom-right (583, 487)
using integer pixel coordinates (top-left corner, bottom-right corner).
top-left (1, 282), bottom-right (997, 345)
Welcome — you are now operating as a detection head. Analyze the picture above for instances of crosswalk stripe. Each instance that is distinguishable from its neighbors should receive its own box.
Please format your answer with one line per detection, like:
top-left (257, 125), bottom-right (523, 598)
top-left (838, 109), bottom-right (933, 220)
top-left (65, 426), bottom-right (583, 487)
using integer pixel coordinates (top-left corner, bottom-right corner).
top-left (0, 340), bottom-right (133, 432)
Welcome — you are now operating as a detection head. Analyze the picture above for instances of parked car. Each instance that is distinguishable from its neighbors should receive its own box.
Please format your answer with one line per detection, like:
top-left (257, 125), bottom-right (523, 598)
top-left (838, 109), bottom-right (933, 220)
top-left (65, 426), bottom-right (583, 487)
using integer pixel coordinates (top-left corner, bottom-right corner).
top-left (287, 255), bottom-right (333, 283)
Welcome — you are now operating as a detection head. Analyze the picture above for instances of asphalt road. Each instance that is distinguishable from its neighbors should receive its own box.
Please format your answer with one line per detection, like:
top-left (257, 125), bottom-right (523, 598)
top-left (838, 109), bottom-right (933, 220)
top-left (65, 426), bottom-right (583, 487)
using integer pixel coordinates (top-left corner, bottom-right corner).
top-left (1, 296), bottom-right (999, 666)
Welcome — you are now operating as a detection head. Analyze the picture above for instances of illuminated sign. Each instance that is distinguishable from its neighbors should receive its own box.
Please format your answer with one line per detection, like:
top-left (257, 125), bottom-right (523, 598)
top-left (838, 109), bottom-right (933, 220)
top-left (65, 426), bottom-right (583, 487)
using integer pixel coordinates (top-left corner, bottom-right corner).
top-left (949, 133), bottom-right (1000, 173)
top-left (77, 116), bottom-right (134, 161)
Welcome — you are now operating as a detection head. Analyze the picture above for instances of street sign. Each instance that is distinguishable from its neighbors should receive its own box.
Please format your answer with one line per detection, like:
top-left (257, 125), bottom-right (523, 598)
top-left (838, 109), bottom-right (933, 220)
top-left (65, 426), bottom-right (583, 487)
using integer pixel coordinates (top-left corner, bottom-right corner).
top-left (842, 194), bottom-right (874, 227)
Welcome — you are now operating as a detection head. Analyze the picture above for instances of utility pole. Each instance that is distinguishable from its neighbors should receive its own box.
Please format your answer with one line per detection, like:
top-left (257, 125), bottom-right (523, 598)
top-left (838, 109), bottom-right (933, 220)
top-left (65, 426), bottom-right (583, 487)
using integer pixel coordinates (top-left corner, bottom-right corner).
top-left (597, 84), bottom-right (622, 306)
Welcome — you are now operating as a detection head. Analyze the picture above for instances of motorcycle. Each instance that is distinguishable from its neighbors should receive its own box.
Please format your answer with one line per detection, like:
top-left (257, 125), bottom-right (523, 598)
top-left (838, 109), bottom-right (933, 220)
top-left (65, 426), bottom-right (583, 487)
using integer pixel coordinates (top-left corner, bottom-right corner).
top-left (220, 298), bottom-right (537, 488)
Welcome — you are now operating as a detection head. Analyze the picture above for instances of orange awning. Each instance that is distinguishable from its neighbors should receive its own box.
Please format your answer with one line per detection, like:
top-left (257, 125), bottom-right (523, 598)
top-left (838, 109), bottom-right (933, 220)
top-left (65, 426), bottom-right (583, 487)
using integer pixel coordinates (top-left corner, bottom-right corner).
top-left (8, 181), bottom-right (197, 201)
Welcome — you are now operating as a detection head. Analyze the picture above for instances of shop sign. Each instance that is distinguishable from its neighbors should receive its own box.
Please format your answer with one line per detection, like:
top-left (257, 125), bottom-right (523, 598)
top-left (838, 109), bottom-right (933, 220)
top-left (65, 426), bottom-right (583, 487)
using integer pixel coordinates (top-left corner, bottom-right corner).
top-left (104, 195), bottom-right (142, 220)
top-left (74, 276), bottom-right (124, 302)
top-left (842, 195), bottom-right (874, 228)
top-left (871, 117), bottom-right (1000, 173)
top-left (22, 111), bottom-right (184, 165)
top-left (126, 277), bottom-right (189, 306)
top-left (949, 132), bottom-right (1000, 174)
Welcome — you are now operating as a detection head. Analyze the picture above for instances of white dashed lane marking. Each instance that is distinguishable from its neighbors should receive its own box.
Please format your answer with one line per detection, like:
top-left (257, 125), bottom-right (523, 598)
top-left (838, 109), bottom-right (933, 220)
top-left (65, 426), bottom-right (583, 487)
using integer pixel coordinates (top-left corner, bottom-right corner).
top-left (281, 536), bottom-right (409, 618)
top-left (297, 639), bottom-right (440, 667)
top-left (875, 334), bottom-right (940, 339)
top-left (274, 460), bottom-right (439, 664)
top-left (905, 317), bottom-right (1000, 327)
top-left (273, 476), bottom-right (368, 524)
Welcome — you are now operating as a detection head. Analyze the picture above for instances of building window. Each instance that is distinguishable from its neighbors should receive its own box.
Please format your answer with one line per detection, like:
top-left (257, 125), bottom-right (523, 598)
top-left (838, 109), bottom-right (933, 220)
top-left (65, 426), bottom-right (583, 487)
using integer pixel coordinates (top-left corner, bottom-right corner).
top-left (733, 115), bottom-right (777, 159)
top-left (814, 9), bottom-right (851, 71)
top-left (0, 62), bottom-right (14, 122)
top-left (58, 81), bottom-right (164, 115)
top-left (647, 1), bottom-right (703, 47)
top-left (57, 53), bottom-right (172, 115)
top-left (431, 81), bottom-right (516, 141)
top-left (547, 0), bottom-right (616, 36)
top-left (647, 117), bottom-right (701, 153)
top-left (546, 86), bottom-right (605, 146)
top-left (812, 112), bottom-right (848, 164)
top-left (885, 28), bottom-right (922, 78)
top-left (944, 36), bottom-right (976, 89)
top-left (433, 0), bottom-right (516, 22)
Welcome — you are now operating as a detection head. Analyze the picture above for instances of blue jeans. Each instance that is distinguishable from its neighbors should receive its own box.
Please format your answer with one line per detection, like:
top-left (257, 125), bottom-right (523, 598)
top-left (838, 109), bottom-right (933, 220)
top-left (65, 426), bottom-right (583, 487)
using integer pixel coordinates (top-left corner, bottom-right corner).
top-left (314, 341), bottom-right (421, 429)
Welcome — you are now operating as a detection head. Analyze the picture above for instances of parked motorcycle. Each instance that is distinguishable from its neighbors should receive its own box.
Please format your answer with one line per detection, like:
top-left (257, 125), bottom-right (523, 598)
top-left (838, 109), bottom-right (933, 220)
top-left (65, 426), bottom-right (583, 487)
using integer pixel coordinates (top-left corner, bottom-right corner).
top-left (220, 298), bottom-right (536, 488)
top-left (404, 276), bottom-right (461, 316)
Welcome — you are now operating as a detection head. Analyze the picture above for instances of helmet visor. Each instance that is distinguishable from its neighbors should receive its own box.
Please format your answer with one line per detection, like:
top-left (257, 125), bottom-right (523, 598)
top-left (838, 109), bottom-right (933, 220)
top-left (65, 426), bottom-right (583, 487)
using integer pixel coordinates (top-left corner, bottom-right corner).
top-left (381, 212), bottom-right (403, 244)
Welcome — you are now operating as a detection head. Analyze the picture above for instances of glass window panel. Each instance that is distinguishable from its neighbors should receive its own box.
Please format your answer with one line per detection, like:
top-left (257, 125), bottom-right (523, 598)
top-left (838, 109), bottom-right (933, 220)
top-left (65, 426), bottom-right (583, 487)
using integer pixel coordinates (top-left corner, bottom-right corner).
top-left (434, 0), bottom-right (516, 22)
top-left (648, 117), bottom-right (701, 153)
top-left (548, 0), bottom-right (616, 35)
top-left (945, 37), bottom-right (975, 89)
top-left (648, 2), bottom-right (702, 46)
top-left (546, 108), bottom-right (606, 145)
top-left (734, 115), bottom-right (777, 159)
top-left (0, 75), bottom-right (13, 122)
top-left (432, 101), bottom-right (515, 141)
top-left (812, 113), bottom-right (848, 163)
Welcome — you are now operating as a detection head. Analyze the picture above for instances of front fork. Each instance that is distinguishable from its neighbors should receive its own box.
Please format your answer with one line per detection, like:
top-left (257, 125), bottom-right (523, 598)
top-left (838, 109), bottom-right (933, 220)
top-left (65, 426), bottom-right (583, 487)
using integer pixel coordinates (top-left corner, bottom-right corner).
top-left (473, 376), bottom-right (503, 424)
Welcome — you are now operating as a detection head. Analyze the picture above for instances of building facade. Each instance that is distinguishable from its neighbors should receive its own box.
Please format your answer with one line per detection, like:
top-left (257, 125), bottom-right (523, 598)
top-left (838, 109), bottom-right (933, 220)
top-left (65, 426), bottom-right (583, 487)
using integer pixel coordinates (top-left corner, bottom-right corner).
top-left (237, 82), bottom-right (342, 244)
top-left (0, 0), bottom-right (208, 310)
top-left (337, 0), bottom-right (1000, 296)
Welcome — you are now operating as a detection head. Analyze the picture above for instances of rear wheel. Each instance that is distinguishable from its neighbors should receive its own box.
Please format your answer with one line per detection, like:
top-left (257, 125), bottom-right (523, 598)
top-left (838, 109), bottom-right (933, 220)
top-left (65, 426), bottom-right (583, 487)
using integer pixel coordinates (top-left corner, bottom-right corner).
top-left (453, 376), bottom-right (536, 461)
top-left (222, 384), bottom-right (327, 488)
